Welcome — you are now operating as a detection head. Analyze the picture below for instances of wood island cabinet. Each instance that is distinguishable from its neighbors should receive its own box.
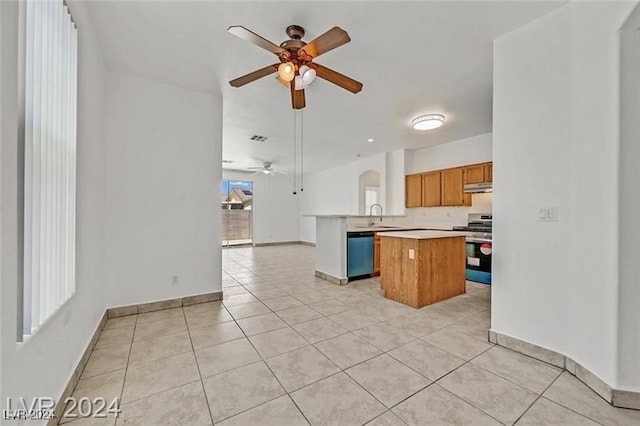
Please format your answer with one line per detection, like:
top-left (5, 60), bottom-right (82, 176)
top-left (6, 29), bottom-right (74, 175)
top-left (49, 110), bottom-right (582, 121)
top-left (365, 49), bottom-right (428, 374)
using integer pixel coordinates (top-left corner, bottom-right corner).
top-left (380, 232), bottom-right (466, 308)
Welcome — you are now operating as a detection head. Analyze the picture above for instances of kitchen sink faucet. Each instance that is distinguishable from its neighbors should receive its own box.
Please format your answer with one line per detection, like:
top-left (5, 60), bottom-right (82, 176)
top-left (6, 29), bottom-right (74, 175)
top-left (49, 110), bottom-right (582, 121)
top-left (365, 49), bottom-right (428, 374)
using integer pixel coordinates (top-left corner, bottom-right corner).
top-left (368, 203), bottom-right (383, 227)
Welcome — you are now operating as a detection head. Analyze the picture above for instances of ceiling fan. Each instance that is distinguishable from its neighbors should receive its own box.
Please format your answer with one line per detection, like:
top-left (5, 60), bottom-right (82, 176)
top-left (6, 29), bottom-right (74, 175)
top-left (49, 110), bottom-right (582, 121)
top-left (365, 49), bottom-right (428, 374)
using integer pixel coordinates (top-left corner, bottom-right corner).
top-left (247, 162), bottom-right (287, 176)
top-left (227, 24), bottom-right (363, 109)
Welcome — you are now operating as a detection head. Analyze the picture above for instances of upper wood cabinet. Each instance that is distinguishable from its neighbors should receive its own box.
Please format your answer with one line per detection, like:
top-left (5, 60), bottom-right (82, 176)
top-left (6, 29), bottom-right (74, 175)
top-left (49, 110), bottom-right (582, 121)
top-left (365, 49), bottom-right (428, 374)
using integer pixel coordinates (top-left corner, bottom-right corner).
top-left (464, 162), bottom-right (493, 184)
top-left (441, 168), bottom-right (470, 206)
top-left (484, 162), bottom-right (493, 182)
top-left (421, 172), bottom-right (441, 207)
top-left (405, 161), bottom-right (490, 208)
top-left (405, 174), bottom-right (422, 207)
top-left (464, 164), bottom-right (485, 184)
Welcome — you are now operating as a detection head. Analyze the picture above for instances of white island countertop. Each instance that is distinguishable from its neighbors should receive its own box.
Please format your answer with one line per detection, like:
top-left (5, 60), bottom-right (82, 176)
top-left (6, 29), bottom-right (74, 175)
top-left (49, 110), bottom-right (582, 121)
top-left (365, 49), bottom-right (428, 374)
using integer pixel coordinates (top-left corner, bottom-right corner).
top-left (378, 230), bottom-right (468, 240)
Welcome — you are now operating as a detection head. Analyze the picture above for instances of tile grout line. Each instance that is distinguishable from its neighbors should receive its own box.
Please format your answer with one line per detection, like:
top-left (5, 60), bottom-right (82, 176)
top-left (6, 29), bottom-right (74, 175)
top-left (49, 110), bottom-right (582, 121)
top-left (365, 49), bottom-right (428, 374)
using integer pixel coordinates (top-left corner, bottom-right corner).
top-left (106, 315), bottom-right (137, 425)
top-left (515, 374), bottom-right (608, 426)
top-left (227, 279), bottom-right (420, 424)
top-left (221, 304), bottom-right (313, 425)
top-left (220, 250), bottom-right (518, 424)
top-left (397, 344), bottom-right (508, 425)
top-left (182, 307), bottom-right (217, 426)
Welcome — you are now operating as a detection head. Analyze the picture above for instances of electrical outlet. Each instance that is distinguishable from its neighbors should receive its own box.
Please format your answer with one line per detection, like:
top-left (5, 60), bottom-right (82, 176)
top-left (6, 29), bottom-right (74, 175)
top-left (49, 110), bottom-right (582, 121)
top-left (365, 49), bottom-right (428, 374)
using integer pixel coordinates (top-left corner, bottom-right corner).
top-left (408, 249), bottom-right (415, 259)
top-left (171, 275), bottom-right (179, 286)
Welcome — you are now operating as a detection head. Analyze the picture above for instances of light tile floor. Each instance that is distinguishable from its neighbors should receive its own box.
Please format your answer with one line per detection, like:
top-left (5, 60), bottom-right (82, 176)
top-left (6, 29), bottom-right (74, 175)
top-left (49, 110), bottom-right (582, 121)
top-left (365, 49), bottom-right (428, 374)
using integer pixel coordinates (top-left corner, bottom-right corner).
top-left (63, 244), bottom-right (640, 425)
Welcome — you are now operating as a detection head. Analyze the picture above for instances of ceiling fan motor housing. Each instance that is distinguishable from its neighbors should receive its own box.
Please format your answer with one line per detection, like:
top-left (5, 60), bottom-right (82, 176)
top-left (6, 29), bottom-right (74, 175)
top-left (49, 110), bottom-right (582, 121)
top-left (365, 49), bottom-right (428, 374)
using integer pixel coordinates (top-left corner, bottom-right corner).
top-left (285, 25), bottom-right (305, 40)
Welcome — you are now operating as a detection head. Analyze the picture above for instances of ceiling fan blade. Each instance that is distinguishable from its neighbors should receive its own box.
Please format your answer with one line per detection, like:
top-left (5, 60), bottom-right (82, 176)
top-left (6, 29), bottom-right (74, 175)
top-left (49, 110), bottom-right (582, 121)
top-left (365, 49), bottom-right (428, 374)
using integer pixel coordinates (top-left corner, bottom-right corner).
top-left (290, 80), bottom-right (306, 109)
top-left (229, 64), bottom-right (278, 87)
top-left (247, 167), bottom-right (262, 170)
top-left (312, 63), bottom-right (363, 94)
top-left (272, 169), bottom-right (288, 175)
top-left (299, 27), bottom-right (350, 58)
top-left (227, 26), bottom-right (286, 56)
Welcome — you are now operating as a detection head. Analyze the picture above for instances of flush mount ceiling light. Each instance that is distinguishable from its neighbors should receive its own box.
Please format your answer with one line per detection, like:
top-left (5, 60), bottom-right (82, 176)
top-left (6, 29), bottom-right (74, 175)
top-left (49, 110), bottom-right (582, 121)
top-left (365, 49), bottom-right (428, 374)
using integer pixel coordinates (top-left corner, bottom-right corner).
top-left (411, 114), bottom-right (445, 131)
top-left (367, 138), bottom-right (374, 143)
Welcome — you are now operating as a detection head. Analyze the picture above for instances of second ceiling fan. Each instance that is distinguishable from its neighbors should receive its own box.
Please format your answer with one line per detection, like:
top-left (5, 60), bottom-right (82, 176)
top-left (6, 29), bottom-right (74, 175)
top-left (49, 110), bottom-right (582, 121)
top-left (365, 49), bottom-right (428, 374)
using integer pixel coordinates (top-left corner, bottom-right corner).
top-left (228, 24), bottom-right (363, 109)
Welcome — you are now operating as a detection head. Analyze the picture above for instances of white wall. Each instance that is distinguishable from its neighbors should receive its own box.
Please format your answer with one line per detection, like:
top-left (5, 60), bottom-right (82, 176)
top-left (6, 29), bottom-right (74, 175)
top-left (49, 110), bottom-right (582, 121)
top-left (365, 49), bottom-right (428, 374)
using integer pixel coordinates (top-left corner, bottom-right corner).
top-left (618, 4), bottom-right (640, 392)
top-left (404, 133), bottom-right (493, 227)
top-left (405, 132), bottom-right (492, 174)
top-left (299, 153), bottom-right (387, 243)
top-left (385, 150), bottom-right (405, 215)
top-left (105, 72), bottom-right (222, 307)
top-left (493, 1), bottom-right (637, 390)
top-left (1, 0), bottom-right (109, 413)
top-left (223, 170), bottom-right (300, 244)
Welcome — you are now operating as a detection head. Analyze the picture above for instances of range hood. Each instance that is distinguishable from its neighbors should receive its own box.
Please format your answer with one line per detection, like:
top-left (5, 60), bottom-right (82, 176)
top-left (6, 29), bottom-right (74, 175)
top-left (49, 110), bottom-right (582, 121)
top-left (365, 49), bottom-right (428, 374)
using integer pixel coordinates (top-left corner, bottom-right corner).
top-left (464, 182), bottom-right (493, 193)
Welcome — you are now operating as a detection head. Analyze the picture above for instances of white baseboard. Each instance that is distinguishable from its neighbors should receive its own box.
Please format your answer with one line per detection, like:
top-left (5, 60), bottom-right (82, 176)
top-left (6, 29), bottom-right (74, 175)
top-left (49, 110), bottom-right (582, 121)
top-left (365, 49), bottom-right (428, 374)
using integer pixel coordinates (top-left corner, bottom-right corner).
top-left (490, 329), bottom-right (639, 410)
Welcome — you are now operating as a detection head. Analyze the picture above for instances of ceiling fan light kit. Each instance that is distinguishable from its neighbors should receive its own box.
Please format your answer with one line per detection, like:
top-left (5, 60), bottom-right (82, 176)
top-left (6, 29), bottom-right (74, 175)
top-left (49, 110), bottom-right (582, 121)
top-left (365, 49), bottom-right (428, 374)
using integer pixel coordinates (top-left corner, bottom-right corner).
top-left (278, 62), bottom-right (295, 82)
top-left (298, 65), bottom-right (316, 86)
top-left (412, 114), bottom-right (446, 130)
top-left (227, 24), bottom-right (363, 109)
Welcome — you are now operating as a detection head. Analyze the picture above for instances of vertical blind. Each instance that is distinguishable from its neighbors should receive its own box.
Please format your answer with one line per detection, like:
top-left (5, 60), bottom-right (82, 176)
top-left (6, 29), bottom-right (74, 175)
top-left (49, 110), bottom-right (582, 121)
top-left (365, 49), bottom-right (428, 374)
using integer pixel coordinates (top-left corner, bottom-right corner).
top-left (23, 0), bottom-right (77, 335)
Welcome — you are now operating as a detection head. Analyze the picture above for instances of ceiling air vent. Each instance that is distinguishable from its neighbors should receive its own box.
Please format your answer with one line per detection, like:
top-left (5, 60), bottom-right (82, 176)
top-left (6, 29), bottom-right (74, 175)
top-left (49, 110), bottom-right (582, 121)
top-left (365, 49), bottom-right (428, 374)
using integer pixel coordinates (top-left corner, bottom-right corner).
top-left (250, 135), bottom-right (269, 142)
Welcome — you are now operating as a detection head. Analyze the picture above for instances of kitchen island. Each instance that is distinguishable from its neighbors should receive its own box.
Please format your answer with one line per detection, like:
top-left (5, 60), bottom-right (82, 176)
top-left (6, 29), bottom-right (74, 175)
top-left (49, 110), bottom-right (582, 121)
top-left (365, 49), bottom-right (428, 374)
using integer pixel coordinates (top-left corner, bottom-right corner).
top-left (309, 215), bottom-right (410, 285)
top-left (379, 230), bottom-right (467, 308)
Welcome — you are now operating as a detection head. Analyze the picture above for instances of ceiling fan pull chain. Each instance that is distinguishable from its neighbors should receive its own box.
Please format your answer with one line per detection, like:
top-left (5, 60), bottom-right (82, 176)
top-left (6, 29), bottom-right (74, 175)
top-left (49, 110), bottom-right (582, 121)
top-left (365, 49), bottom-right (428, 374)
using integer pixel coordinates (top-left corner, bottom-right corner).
top-left (292, 110), bottom-right (297, 195)
top-left (300, 109), bottom-right (304, 192)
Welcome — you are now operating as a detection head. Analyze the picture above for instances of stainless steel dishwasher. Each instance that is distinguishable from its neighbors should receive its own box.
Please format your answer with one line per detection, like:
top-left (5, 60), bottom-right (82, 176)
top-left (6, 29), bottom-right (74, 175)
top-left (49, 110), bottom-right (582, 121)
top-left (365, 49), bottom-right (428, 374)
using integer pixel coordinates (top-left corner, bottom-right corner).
top-left (347, 231), bottom-right (374, 280)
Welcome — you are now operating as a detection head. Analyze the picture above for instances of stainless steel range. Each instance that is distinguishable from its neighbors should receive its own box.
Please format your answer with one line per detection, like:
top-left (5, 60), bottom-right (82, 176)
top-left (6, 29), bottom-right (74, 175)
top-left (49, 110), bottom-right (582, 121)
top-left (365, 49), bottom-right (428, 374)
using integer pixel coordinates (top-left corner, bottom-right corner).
top-left (453, 214), bottom-right (492, 284)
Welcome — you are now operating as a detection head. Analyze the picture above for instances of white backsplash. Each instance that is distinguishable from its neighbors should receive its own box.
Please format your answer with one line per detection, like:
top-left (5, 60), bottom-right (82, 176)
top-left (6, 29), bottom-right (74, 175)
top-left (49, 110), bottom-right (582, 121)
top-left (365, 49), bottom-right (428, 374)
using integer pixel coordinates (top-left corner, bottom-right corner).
top-left (404, 193), bottom-right (492, 228)
top-left (345, 193), bottom-right (492, 229)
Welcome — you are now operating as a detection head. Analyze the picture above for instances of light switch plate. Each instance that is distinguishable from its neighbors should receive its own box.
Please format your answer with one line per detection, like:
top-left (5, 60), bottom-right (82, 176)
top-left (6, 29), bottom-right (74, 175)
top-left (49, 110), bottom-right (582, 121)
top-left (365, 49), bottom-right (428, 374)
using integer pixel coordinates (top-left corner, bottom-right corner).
top-left (539, 206), bottom-right (558, 222)
top-left (546, 207), bottom-right (557, 221)
top-left (408, 249), bottom-right (415, 259)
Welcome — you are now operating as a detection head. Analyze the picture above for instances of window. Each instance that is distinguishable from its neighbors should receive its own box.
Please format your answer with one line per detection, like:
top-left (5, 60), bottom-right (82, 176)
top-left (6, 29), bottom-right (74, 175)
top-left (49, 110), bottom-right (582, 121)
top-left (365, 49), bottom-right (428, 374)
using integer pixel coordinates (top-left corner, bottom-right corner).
top-left (22, 0), bottom-right (78, 336)
top-left (365, 186), bottom-right (380, 213)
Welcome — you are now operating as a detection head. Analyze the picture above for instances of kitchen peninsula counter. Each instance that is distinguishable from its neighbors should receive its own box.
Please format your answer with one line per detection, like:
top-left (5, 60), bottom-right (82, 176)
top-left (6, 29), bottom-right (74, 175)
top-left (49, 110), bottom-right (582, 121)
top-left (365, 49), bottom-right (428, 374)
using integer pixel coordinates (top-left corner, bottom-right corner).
top-left (379, 231), bottom-right (467, 308)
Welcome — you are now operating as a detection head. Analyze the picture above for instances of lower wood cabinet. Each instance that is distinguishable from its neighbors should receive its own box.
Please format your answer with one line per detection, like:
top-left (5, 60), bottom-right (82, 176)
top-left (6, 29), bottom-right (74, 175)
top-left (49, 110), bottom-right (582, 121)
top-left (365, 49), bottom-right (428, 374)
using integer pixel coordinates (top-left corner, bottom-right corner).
top-left (373, 233), bottom-right (381, 276)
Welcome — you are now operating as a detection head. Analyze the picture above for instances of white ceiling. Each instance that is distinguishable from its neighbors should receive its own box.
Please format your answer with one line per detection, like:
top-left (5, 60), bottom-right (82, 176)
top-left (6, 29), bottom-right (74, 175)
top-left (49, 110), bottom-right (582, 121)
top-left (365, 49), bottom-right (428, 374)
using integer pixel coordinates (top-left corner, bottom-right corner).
top-left (84, 1), bottom-right (564, 173)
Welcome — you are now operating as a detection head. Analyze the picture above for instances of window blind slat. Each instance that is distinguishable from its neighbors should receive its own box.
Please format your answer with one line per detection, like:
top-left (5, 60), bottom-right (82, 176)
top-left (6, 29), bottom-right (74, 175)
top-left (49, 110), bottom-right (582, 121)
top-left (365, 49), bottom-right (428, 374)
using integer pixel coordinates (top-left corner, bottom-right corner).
top-left (23, 0), bottom-right (77, 335)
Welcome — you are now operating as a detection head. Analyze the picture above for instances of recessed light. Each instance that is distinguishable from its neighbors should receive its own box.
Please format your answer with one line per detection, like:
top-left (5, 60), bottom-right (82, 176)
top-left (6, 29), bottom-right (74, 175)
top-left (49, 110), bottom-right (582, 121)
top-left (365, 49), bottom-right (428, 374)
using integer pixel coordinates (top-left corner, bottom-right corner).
top-left (411, 114), bottom-right (445, 131)
top-left (367, 138), bottom-right (374, 143)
